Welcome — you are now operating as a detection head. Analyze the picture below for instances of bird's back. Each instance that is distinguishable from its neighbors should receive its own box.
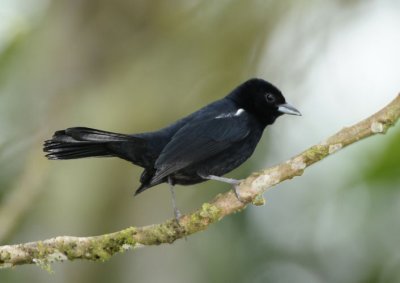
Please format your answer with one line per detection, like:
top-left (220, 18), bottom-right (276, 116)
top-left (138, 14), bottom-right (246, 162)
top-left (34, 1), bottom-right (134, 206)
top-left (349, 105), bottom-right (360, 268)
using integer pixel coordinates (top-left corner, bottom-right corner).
top-left (127, 98), bottom-right (237, 167)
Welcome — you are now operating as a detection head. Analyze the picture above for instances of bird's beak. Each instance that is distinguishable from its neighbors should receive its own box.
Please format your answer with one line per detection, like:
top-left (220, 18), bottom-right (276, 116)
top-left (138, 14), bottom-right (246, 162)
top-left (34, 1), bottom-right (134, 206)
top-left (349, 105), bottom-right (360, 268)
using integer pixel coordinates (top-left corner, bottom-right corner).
top-left (278, 103), bottom-right (302, 116)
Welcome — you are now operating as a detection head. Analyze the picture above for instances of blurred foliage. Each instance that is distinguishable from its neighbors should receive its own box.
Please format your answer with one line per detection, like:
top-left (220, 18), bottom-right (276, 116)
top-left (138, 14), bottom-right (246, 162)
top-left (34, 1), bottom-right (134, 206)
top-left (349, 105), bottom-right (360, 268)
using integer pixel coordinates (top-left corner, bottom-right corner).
top-left (363, 128), bottom-right (400, 185)
top-left (0, 32), bottom-right (24, 81)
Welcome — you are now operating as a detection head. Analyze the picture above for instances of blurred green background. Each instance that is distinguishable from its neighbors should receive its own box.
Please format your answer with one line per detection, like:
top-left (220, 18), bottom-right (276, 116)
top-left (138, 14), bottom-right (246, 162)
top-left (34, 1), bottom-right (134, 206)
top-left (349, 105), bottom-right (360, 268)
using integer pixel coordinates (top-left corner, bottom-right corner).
top-left (1, 1), bottom-right (400, 282)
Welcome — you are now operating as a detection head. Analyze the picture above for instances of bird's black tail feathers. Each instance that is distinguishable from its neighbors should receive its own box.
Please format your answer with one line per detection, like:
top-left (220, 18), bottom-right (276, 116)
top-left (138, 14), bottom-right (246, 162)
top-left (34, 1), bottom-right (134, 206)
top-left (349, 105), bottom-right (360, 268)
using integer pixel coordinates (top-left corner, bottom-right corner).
top-left (44, 127), bottom-right (143, 160)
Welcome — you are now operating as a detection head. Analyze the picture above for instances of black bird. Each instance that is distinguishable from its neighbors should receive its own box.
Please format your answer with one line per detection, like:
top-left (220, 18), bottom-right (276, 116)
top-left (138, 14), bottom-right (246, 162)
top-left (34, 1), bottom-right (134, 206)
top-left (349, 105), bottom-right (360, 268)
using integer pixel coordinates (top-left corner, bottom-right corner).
top-left (44, 78), bottom-right (301, 219)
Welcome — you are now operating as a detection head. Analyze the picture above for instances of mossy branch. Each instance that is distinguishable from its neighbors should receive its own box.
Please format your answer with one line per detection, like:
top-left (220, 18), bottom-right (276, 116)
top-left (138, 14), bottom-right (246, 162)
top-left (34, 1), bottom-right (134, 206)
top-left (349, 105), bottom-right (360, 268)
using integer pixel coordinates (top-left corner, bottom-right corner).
top-left (1, 94), bottom-right (400, 269)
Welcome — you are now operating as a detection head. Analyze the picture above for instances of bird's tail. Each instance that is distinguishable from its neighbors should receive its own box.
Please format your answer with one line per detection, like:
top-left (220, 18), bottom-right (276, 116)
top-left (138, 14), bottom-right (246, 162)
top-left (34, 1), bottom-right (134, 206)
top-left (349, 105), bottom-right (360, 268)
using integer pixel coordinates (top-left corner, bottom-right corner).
top-left (43, 127), bottom-right (143, 160)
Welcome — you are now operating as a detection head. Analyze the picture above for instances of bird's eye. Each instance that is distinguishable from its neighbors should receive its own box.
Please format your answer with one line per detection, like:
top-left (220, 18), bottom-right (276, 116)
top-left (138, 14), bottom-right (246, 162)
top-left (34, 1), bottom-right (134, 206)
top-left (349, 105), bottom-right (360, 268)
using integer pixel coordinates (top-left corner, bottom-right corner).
top-left (266, 93), bottom-right (275, 103)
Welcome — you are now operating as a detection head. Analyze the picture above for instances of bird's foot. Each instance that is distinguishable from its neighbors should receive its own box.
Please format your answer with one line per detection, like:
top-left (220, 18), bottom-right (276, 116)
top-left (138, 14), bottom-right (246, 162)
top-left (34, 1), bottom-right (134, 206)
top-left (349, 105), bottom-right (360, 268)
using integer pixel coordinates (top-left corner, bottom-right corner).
top-left (199, 174), bottom-right (245, 203)
top-left (232, 182), bottom-right (246, 203)
top-left (173, 207), bottom-right (182, 223)
top-left (172, 207), bottom-right (187, 240)
top-left (168, 177), bottom-right (186, 235)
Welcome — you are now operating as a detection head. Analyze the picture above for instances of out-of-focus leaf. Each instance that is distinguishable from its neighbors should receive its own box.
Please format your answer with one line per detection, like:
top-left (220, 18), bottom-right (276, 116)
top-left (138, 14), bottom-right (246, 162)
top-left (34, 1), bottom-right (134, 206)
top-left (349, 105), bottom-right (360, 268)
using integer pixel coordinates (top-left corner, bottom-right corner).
top-left (0, 31), bottom-right (27, 81)
top-left (363, 129), bottom-right (400, 185)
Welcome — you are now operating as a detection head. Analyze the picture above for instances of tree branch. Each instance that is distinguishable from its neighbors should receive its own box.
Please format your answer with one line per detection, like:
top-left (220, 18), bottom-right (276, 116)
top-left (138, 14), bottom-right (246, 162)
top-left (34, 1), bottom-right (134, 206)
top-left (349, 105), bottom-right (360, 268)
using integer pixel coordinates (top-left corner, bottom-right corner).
top-left (1, 94), bottom-right (399, 269)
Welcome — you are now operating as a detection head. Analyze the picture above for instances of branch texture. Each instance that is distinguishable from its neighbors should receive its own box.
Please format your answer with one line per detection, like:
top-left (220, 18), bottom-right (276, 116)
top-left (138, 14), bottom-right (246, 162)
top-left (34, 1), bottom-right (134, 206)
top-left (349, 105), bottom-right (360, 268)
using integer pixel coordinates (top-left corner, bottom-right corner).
top-left (1, 94), bottom-right (399, 269)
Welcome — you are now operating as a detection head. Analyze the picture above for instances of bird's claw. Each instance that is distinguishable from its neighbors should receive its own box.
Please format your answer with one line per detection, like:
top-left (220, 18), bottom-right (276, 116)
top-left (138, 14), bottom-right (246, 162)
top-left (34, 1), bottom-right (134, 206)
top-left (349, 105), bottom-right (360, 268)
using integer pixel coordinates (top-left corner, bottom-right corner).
top-left (173, 209), bottom-right (187, 240)
top-left (232, 183), bottom-right (246, 203)
top-left (173, 207), bottom-right (183, 223)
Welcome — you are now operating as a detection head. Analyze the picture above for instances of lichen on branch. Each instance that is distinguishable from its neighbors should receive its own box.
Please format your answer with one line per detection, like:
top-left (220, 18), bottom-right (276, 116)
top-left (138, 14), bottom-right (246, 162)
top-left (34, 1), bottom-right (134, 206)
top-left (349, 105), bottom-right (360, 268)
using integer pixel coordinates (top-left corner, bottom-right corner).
top-left (1, 94), bottom-right (399, 269)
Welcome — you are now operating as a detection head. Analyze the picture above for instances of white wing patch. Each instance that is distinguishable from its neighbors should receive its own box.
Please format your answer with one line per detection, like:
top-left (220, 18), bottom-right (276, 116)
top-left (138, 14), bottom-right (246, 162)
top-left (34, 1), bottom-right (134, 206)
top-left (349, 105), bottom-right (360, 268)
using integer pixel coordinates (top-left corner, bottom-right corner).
top-left (215, 108), bottom-right (245, 119)
top-left (234, 108), bottom-right (245, 116)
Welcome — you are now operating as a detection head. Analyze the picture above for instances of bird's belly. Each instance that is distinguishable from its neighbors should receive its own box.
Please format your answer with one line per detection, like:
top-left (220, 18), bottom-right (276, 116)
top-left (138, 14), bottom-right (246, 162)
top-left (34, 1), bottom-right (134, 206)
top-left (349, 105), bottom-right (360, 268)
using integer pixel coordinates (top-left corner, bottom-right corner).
top-left (172, 132), bottom-right (263, 186)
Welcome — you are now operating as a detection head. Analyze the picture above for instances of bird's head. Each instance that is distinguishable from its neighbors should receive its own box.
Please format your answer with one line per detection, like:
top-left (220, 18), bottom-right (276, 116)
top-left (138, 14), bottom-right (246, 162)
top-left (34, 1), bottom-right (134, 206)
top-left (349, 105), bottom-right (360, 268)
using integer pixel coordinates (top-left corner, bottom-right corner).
top-left (227, 78), bottom-right (301, 125)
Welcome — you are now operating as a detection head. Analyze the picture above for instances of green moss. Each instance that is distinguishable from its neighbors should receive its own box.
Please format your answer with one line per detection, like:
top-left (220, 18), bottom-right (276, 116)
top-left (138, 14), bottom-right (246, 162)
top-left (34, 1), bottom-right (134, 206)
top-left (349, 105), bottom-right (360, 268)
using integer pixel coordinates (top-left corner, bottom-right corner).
top-left (37, 241), bottom-right (47, 258)
top-left (85, 228), bottom-right (138, 262)
top-left (200, 203), bottom-right (220, 219)
top-left (0, 250), bottom-right (11, 264)
top-left (90, 241), bottom-right (112, 262)
top-left (48, 228), bottom-right (136, 263)
top-left (22, 241), bottom-right (54, 273)
top-left (144, 221), bottom-right (182, 245)
top-left (117, 228), bottom-right (137, 250)
top-left (304, 145), bottom-right (329, 163)
top-left (186, 203), bottom-right (221, 233)
top-left (57, 242), bottom-right (79, 260)
top-left (252, 194), bottom-right (266, 206)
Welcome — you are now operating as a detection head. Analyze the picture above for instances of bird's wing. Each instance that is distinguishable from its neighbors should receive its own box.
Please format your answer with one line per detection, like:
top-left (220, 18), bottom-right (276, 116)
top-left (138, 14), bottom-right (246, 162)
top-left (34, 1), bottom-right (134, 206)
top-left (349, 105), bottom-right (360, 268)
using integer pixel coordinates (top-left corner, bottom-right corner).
top-left (151, 110), bottom-right (251, 184)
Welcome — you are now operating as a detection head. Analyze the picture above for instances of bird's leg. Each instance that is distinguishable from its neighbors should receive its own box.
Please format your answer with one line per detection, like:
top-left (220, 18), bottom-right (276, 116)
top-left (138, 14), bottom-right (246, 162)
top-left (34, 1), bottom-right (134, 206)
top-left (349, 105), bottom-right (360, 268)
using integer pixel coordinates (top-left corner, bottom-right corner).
top-left (200, 174), bottom-right (245, 202)
top-left (168, 177), bottom-right (182, 222)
